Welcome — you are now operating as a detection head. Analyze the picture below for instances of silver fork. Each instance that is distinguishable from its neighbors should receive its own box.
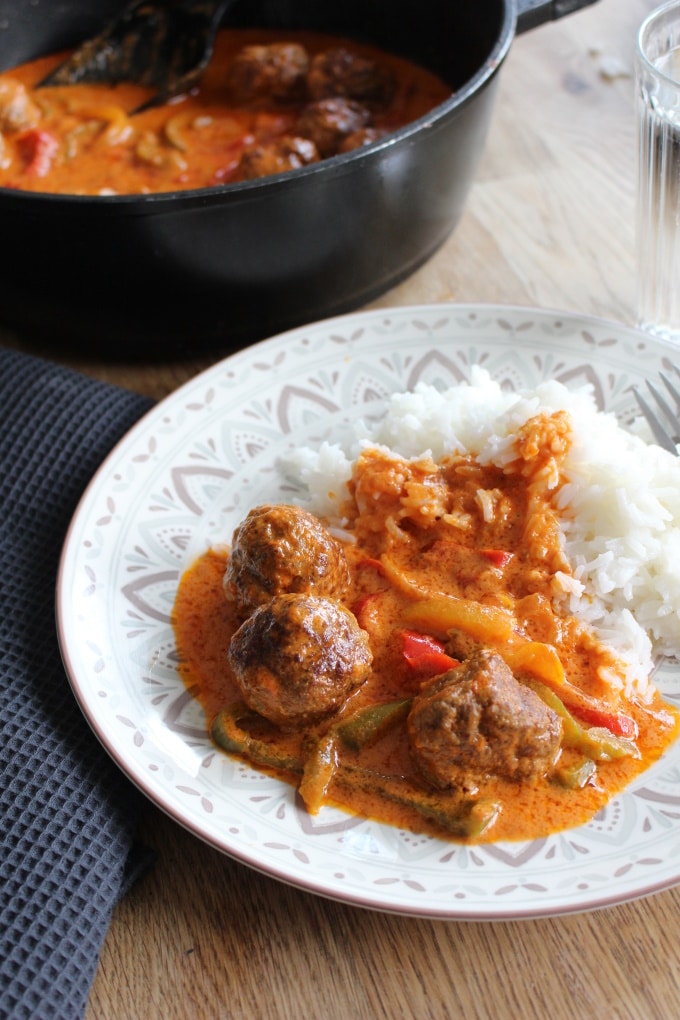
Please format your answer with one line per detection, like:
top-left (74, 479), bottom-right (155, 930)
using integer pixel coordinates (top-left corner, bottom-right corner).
top-left (633, 366), bottom-right (680, 454)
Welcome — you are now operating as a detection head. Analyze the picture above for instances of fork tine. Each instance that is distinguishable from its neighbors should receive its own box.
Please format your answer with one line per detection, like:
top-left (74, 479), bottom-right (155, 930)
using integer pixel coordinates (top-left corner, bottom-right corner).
top-left (633, 386), bottom-right (678, 454)
top-left (645, 380), bottom-right (679, 431)
top-left (660, 371), bottom-right (680, 410)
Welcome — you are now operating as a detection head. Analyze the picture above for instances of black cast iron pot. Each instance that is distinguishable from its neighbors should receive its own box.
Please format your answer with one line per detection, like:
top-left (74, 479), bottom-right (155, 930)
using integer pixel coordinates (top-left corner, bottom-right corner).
top-left (0, 0), bottom-right (598, 357)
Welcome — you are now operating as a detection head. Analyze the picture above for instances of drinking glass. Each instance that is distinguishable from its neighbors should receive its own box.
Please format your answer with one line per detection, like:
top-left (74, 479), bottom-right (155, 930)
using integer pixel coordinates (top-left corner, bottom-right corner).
top-left (636, 1), bottom-right (680, 341)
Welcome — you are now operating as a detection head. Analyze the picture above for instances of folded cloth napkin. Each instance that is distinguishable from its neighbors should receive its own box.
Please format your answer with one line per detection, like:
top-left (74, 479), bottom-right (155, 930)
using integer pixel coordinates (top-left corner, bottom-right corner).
top-left (0, 348), bottom-right (156, 1020)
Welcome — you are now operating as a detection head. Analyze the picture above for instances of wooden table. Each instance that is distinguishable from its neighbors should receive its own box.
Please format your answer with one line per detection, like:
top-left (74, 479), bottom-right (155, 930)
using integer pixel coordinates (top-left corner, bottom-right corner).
top-left (6, 1), bottom-right (680, 1017)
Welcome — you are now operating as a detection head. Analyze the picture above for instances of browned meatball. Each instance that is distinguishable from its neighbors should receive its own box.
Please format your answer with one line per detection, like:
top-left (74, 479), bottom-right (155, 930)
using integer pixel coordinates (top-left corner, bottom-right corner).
top-left (236, 135), bottom-right (319, 180)
top-left (226, 43), bottom-right (310, 103)
top-left (338, 126), bottom-right (386, 153)
top-left (307, 47), bottom-right (395, 107)
top-left (407, 649), bottom-right (562, 791)
top-left (224, 503), bottom-right (351, 614)
top-left (296, 97), bottom-right (371, 158)
top-left (228, 593), bottom-right (373, 727)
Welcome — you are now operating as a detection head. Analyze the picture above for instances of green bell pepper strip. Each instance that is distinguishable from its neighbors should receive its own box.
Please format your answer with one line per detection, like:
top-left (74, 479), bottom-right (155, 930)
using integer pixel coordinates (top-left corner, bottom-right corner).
top-left (554, 757), bottom-right (597, 789)
top-left (212, 700), bottom-right (500, 838)
top-left (525, 681), bottom-right (641, 761)
top-left (211, 703), bottom-right (304, 775)
top-left (299, 699), bottom-right (412, 811)
top-left (335, 765), bottom-right (501, 840)
top-left (335, 698), bottom-right (412, 751)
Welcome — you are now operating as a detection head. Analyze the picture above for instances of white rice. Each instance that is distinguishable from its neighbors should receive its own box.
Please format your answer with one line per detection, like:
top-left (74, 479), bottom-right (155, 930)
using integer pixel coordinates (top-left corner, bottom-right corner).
top-left (281, 366), bottom-right (680, 700)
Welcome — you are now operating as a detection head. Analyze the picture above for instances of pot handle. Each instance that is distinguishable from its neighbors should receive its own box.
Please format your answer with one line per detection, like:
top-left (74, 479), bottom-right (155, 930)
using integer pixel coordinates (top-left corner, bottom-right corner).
top-left (516, 0), bottom-right (600, 35)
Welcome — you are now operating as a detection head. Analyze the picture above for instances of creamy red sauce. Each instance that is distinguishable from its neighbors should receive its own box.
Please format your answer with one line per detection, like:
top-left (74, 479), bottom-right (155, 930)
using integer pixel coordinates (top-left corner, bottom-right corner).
top-left (0, 29), bottom-right (451, 195)
top-left (172, 413), bottom-right (679, 843)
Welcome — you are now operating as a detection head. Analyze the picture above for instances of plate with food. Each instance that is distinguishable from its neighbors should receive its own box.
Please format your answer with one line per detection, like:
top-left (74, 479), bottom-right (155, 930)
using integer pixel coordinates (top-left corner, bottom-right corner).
top-left (57, 303), bottom-right (680, 919)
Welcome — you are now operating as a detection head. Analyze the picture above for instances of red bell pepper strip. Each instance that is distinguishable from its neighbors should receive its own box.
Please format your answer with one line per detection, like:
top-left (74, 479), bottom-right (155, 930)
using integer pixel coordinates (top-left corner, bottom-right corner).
top-left (16, 129), bottom-right (59, 177)
top-left (567, 704), bottom-right (639, 739)
top-left (480, 549), bottom-right (514, 569)
top-left (399, 629), bottom-right (459, 677)
top-left (352, 591), bottom-right (384, 632)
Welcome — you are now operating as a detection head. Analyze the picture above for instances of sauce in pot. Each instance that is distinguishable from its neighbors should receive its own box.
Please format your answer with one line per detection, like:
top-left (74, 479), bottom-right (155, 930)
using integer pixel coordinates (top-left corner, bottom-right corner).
top-left (0, 29), bottom-right (451, 195)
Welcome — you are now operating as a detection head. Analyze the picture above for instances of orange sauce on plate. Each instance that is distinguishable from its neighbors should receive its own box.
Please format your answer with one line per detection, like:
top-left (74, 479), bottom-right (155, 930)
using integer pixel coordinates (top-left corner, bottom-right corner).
top-left (172, 414), bottom-right (679, 843)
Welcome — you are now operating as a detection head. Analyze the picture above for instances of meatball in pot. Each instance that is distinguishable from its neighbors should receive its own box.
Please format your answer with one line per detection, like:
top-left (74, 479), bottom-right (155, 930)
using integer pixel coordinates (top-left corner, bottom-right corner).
top-left (408, 648), bottom-right (562, 791)
top-left (224, 503), bottom-right (350, 615)
top-left (228, 593), bottom-right (373, 728)
top-left (295, 97), bottom-right (371, 158)
top-left (236, 135), bottom-right (319, 180)
top-left (226, 42), bottom-right (310, 103)
top-left (307, 47), bottom-right (396, 107)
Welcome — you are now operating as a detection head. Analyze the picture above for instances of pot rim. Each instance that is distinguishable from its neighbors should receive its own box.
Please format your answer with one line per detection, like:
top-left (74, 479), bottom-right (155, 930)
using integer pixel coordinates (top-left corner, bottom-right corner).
top-left (0, 0), bottom-right (517, 209)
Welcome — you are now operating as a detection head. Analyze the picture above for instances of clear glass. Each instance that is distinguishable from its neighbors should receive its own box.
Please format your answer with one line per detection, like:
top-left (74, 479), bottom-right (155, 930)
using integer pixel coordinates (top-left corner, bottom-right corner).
top-left (636, 2), bottom-right (680, 341)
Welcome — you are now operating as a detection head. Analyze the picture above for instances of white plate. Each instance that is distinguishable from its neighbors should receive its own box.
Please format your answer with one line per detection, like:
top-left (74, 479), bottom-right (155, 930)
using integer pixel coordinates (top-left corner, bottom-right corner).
top-left (57, 303), bottom-right (680, 920)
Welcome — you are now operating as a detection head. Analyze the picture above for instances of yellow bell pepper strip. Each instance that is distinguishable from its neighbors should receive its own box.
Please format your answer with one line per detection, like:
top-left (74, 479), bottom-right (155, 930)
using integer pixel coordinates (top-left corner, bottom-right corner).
top-left (399, 592), bottom-right (567, 690)
top-left (401, 591), bottom-right (516, 643)
top-left (69, 104), bottom-right (132, 145)
top-left (399, 630), bottom-right (460, 679)
top-left (381, 552), bottom-right (518, 640)
top-left (299, 732), bottom-right (337, 814)
top-left (164, 111), bottom-right (191, 151)
top-left (500, 639), bottom-right (567, 689)
top-left (382, 555), bottom-right (574, 693)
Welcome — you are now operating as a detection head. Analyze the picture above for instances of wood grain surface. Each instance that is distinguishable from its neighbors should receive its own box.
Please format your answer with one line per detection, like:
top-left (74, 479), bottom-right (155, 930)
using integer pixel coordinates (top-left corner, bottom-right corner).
top-left (5, 2), bottom-right (680, 1017)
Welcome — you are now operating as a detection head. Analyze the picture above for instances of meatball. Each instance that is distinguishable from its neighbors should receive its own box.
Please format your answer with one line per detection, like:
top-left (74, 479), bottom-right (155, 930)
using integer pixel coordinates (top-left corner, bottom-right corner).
top-left (407, 648), bottom-right (562, 791)
top-left (236, 135), bottom-right (319, 180)
top-left (228, 593), bottom-right (373, 727)
top-left (296, 97), bottom-right (371, 158)
top-left (307, 47), bottom-right (395, 107)
top-left (224, 503), bottom-right (351, 614)
top-left (338, 126), bottom-right (386, 153)
top-left (226, 43), bottom-right (310, 103)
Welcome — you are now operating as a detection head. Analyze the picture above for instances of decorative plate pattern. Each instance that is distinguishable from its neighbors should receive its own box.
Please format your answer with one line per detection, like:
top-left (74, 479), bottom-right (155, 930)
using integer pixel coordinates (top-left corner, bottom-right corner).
top-left (57, 304), bottom-right (680, 919)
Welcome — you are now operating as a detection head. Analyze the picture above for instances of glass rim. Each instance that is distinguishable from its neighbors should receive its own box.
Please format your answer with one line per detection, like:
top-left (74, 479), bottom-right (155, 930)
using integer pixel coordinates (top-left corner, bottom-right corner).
top-left (638, 0), bottom-right (680, 85)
